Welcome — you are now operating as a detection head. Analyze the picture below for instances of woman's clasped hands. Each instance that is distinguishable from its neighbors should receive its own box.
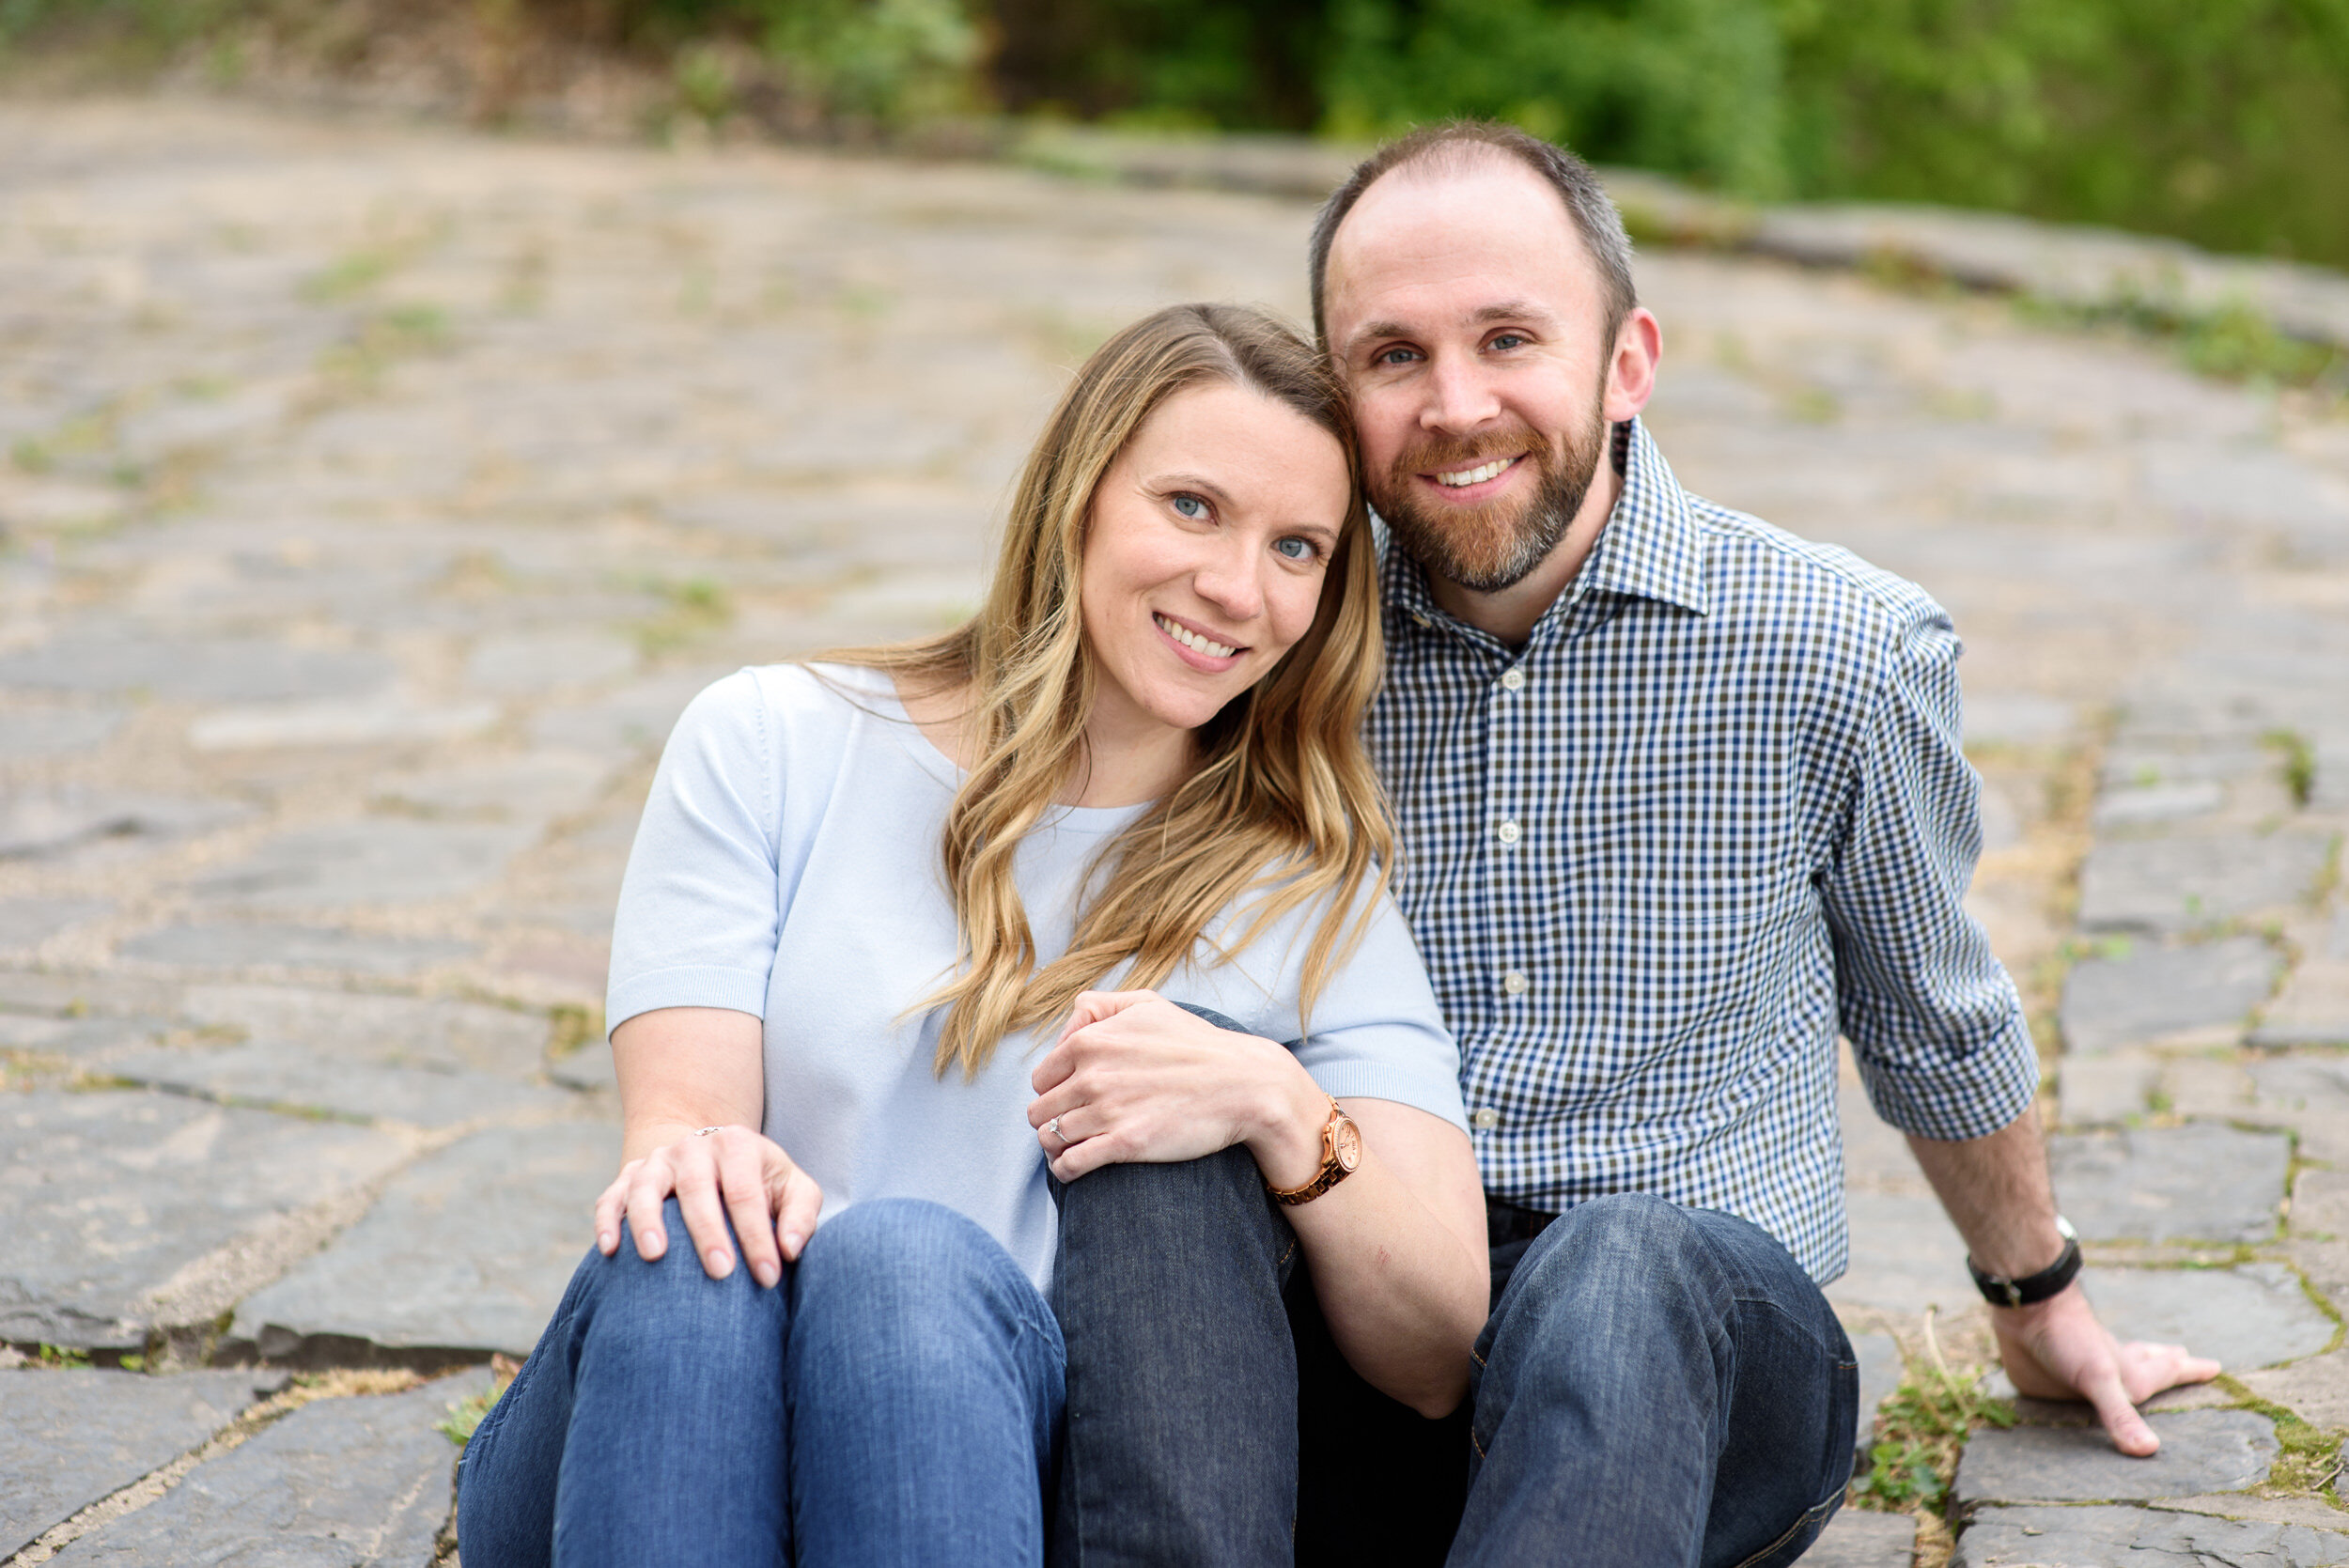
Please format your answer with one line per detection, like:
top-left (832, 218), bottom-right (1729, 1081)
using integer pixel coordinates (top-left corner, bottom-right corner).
top-left (1026, 988), bottom-right (1330, 1189)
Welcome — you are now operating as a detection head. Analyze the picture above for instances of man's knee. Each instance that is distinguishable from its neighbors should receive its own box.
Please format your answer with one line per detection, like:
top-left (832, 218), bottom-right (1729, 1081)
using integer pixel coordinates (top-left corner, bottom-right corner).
top-left (1510, 1194), bottom-right (1707, 1304)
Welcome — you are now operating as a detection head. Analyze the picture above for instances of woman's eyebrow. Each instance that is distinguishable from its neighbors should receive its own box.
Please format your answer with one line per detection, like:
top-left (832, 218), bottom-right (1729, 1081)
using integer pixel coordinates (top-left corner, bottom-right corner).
top-left (1148, 472), bottom-right (1237, 507)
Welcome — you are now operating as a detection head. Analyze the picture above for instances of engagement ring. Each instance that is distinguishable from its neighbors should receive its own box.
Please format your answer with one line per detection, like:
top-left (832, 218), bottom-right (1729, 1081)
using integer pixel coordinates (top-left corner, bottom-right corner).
top-left (1046, 1117), bottom-right (1064, 1143)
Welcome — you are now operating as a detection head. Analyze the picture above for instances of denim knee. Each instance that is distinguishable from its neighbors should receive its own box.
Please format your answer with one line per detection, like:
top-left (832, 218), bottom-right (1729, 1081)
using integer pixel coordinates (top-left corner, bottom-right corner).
top-left (795, 1198), bottom-right (1049, 1340)
top-left (582, 1196), bottom-right (787, 1356)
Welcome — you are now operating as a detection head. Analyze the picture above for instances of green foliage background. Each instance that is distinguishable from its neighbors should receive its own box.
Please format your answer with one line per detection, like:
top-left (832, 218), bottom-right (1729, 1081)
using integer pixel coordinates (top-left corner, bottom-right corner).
top-left (7, 0), bottom-right (2348, 268)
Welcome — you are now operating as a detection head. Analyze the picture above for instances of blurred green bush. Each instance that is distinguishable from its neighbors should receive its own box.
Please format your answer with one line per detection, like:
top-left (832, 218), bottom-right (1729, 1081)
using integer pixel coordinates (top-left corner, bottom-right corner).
top-left (7, 0), bottom-right (2348, 267)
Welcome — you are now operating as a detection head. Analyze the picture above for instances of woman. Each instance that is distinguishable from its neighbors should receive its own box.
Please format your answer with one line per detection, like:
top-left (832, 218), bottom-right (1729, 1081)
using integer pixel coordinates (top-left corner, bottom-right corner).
top-left (456, 303), bottom-right (1488, 1567)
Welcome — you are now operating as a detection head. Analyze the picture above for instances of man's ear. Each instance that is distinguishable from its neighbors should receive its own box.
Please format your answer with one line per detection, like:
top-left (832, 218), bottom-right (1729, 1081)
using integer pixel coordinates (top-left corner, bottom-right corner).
top-left (1603, 307), bottom-right (1662, 424)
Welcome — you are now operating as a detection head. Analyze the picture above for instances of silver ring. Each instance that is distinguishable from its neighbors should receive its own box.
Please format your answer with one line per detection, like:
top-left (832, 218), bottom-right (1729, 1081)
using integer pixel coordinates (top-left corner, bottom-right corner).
top-left (1046, 1117), bottom-right (1064, 1144)
top-left (693, 1126), bottom-right (724, 1137)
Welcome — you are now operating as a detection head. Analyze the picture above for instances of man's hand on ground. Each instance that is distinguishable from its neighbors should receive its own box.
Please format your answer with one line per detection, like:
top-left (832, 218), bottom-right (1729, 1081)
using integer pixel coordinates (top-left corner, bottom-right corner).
top-left (1989, 1284), bottom-right (2221, 1455)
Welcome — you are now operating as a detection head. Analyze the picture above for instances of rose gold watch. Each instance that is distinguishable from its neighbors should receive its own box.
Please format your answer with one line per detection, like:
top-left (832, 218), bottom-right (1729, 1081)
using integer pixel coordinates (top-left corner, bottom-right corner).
top-left (1267, 1096), bottom-right (1362, 1206)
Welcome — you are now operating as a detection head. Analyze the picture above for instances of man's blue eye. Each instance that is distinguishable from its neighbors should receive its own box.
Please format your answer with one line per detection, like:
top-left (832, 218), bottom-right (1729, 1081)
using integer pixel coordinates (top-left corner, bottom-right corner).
top-left (1377, 347), bottom-right (1418, 366)
top-left (1172, 494), bottom-right (1207, 520)
top-left (1490, 334), bottom-right (1527, 351)
top-left (1273, 537), bottom-right (1315, 561)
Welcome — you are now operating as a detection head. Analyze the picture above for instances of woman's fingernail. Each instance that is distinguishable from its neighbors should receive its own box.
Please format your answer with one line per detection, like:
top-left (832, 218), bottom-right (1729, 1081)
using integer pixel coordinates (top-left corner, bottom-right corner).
top-left (597, 1232), bottom-right (613, 1251)
top-left (754, 1262), bottom-right (779, 1287)
top-left (781, 1231), bottom-right (804, 1255)
top-left (708, 1249), bottom-right (732, 1275)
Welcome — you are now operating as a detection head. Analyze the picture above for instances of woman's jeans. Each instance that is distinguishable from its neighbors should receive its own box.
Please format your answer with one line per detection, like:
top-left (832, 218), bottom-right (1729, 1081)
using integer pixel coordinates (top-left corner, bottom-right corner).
top-left (456, 1196), bottom-right (1066, 1568)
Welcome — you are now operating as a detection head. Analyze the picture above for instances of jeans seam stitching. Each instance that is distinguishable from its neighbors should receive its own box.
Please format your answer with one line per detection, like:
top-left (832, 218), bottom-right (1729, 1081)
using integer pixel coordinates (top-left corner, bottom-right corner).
top-left (1724, 1490), bottom-right (1837, 1568)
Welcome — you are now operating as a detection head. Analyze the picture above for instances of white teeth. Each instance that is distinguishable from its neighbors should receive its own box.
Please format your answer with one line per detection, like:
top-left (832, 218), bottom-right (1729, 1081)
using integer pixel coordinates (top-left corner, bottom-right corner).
top-left (1437, 458), bottom-right (1512, 488)
top-left (1155, 613), bottom-right (1237, 660)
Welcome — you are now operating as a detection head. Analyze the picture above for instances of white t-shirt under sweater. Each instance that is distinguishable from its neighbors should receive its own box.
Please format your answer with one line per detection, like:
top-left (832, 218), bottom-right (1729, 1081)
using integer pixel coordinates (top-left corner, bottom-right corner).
top-left (606, 662), bottom-right (1468, 1292)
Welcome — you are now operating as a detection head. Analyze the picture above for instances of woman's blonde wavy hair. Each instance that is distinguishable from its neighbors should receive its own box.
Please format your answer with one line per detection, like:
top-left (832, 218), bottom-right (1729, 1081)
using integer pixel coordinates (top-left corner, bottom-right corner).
top-left (830, 302), bottom-right (1391, 1079)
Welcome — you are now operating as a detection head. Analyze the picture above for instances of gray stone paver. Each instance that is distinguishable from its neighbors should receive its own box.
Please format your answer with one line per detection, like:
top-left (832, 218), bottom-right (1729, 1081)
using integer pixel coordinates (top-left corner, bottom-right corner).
top-left (1803, 1508), bottom-right (1918, 1567)
top-left (4, 96), bottom-right (2349, 1560)
top-left (228, 1123), bottom-right (617, 1361)
top-left (48, 1369), bottom-right (492, 1568)
top-left (0, 1091), bottom-right (412, 1349)
top-left (1953, 1409), bottom-right (2279, 1505)
top-left (2049, 1125), bottom-right (2291, 1244)
top-left (1953, 1505), bottom-right (2349, 1567)
top-left (0, 1368), bottom-right (263, 1558)
top-left (2059, 938), bottom-right (2280, 1055)
top-left (2085, 1265), bottom-right (2337, 1372)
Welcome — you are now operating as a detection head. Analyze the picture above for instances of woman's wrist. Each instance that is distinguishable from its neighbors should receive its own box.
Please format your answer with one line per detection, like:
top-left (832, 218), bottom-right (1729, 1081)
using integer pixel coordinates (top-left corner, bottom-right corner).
top-left (1242, 1052), bottom-right (1336, 1191)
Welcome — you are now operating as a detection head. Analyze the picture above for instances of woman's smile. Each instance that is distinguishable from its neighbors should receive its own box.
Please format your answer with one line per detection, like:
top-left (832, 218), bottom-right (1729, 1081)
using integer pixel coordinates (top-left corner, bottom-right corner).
top-left (1152, 610), bottom-right (1248, 668)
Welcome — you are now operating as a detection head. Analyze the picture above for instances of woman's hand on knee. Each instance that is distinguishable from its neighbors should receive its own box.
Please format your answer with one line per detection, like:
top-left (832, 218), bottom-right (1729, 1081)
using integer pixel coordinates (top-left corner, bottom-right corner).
top-left (592, 1126), bottom-right (823, 1289)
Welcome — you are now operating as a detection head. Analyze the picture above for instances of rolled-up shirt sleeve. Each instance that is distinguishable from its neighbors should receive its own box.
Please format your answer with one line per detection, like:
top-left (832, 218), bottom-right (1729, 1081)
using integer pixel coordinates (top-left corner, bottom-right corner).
top-left (606, 670), bottom-right (784, 1034)
top-left (1821, 602), bottom-right (2042, 1141)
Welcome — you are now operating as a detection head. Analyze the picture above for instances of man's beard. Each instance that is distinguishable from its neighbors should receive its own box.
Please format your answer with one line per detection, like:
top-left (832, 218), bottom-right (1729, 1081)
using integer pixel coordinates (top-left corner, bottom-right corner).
top-left (1370, 402), bottom-right (1610, 595)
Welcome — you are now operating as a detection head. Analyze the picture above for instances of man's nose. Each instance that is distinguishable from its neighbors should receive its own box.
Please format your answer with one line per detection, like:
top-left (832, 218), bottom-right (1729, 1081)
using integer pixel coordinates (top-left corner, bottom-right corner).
top-left (1422, 352), bottom-right (1501, 435)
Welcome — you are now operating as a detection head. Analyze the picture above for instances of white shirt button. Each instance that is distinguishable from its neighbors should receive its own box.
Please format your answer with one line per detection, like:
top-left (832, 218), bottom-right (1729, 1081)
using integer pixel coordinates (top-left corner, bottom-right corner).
top-left (1500, 668), bottom-right (1525, 691)
top-left (1470, 1107), bottom-right (1501, 1130)
top-left (1496, 819), bottom-right (1521, 846)
top-left (1501, 969), bottom-right (1529, 996)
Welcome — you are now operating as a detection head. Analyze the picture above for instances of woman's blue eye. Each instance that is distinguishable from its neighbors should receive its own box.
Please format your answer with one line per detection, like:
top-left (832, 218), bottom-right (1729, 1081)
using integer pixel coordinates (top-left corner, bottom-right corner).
top-left (1273, 536), bottom-right (1315, 561)
top-left (1172, 493), bottom-right (1208, 520)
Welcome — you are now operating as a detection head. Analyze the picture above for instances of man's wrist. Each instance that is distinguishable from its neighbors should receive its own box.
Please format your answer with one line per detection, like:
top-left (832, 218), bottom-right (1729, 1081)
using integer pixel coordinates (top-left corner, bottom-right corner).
top-left (1970, 1215), bottom-right (2081, 1309)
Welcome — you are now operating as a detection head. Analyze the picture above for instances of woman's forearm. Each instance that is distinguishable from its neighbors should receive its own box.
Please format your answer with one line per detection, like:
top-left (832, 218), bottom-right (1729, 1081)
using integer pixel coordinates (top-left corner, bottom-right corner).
top-left (1242, 1080), bottom-right (1488, 1417)
top-left (612, 1007), bottom-right (766, 1161)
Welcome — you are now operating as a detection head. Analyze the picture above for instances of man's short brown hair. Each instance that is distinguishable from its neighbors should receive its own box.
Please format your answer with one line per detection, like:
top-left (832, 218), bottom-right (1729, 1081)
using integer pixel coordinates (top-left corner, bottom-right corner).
top-left (1309, 121), bottom-right (1639, 349)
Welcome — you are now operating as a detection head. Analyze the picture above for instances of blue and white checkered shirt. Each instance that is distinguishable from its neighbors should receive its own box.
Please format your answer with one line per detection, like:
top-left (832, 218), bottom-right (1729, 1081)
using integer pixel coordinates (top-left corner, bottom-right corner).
top-left (1365, 418), bottom-right (2040, 1281)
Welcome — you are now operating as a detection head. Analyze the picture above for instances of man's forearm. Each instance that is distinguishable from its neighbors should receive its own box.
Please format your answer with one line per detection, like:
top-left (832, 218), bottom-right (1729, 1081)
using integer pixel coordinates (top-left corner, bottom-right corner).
top-left (1904, 1104), bottom-right (2068, 1280)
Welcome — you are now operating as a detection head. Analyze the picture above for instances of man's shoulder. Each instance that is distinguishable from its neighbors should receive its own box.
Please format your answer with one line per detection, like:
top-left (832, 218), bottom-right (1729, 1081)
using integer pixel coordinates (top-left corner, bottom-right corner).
top-left (1682, 494), bottom-right (1950, 645)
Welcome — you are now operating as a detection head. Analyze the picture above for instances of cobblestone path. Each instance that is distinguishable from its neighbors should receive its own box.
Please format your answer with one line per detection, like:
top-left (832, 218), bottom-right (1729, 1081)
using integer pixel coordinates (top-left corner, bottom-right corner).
top-left (2, 97), bottom-right (2344, 1565)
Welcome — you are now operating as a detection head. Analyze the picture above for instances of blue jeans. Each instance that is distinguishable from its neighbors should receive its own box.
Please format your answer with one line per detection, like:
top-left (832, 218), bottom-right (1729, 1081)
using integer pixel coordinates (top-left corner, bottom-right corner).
top-left (457, 1196), bottom-right (1066, 1568)
top-left (1053, 1171), bottom-right (1855, 1568)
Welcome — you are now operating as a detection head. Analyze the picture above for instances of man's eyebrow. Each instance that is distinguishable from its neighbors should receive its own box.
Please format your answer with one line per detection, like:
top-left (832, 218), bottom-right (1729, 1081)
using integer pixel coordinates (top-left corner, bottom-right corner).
top-left (1346, 302), bottom-right (1559, 354)
top-left (1471, 300), bottom-right (1557, 325)
top-left (1344, 320), bottom-right (1415, 354)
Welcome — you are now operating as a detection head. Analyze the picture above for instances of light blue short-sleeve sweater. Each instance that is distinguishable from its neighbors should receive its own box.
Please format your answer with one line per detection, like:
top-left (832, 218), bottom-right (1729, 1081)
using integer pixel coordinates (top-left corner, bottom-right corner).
top-left (608, 663), bottom-right (1467, 1290)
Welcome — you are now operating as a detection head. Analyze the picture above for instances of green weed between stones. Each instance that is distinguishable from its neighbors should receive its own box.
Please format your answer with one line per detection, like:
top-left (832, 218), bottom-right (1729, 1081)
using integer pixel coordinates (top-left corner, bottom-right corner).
top-left (2216, 1377), bottom-right (2343, 1500)
top-left (635, 576), bottom-right (733, 656)
top-left (1850, 1314), bottom-right (2016, 1517)
top-left (437, 1354), bottom-right (521, 1449)
top-left (547, 1002), bottom-right (604, 1059)
top-left (2263, 729), bottom-right (2317, 810)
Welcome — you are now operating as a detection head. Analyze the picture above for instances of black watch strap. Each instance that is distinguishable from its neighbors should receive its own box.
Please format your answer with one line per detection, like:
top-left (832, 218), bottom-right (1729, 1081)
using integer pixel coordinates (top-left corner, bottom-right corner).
top-left (1968, 1215), bottom-right (2081, 1309)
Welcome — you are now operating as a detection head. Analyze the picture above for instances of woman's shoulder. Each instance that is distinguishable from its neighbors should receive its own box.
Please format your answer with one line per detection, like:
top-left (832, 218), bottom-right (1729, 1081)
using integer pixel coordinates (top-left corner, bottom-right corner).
top-left (675, 661), bottom-right (894, 747)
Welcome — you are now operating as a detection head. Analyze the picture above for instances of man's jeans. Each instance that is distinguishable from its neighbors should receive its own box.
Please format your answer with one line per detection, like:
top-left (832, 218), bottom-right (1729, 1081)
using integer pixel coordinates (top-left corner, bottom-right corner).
top-left (1052, 1158), bottom-right (1857, 1568)
top-left (457, 1196), bottom-right (1065, 1568)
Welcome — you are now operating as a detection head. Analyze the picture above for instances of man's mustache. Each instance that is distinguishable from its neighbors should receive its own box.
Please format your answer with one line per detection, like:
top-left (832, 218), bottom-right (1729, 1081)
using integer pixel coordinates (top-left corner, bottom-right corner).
top-left (1389, 424), bottom-right (1549, 478)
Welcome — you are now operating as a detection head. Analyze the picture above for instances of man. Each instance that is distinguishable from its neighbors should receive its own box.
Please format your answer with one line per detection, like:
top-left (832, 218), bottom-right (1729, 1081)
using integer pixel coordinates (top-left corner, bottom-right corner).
top-left (1051, 123), bottom-right (2217, 1567)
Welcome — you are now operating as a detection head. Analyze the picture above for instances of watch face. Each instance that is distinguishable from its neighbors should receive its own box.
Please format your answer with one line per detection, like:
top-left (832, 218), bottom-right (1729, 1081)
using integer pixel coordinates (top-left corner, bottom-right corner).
top-left (1332, 1115), bottom-right (1362, 1172)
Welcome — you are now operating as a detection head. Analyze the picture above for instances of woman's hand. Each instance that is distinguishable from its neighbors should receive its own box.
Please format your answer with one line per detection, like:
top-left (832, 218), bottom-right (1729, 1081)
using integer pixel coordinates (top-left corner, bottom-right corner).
top-left (1026, 990), bottom-right (1329, 1186)
top-left (592, 1124), bottom-right (824, 1289)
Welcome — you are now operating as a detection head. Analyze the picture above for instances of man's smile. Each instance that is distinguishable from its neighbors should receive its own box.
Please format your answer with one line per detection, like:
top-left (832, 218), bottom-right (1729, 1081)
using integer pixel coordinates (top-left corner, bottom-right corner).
top-left (1420, 452), bottom-right (1526, 501)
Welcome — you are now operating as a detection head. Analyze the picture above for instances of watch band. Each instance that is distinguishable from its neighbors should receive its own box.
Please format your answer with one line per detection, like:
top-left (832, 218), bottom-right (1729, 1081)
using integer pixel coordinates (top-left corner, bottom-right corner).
top-left (1968, 1215), bottom-right (2081, 1308)
top-left (1268, 1097), bottom-right (1358, 1206)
